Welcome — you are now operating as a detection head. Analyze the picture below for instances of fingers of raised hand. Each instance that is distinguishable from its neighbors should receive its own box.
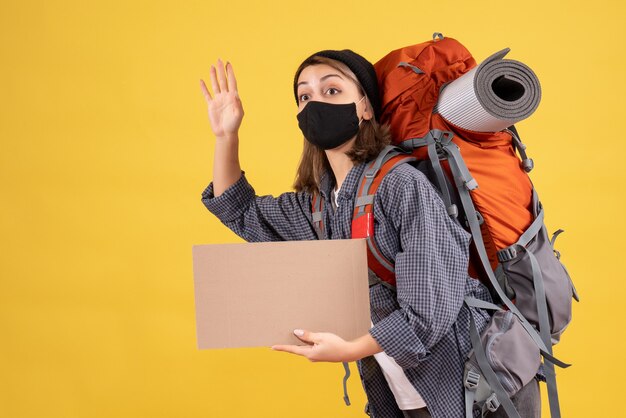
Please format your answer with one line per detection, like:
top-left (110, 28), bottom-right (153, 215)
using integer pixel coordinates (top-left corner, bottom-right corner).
top-left (215, 59), bottom-right (229, 93)
top-left (226, 61), bottom-right (238, 92)
top-left (199, 79), bottom-right (212, 102)
top-left (209, 65), bottom-right (220, 95)
top-left (205, 60), bottom-right (239, 97)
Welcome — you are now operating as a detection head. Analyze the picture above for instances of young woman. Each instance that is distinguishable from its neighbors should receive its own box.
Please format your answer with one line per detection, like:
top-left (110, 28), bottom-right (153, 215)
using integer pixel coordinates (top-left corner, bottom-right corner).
top-left (199, 51), bottom-right (496, 418)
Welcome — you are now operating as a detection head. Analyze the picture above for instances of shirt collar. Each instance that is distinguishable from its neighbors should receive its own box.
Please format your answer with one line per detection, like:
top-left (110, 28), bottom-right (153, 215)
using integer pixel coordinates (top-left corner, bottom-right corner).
top-left (318, 162), bottom-right (368, 202)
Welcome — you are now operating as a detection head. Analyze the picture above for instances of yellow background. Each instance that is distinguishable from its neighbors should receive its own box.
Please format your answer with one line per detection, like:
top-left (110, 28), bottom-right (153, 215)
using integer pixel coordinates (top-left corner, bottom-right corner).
top-left (1, 0), bottom-right (624, 417)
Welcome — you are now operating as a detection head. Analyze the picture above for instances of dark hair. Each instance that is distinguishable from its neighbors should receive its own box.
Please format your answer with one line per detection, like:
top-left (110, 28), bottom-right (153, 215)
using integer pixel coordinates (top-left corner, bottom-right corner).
top-left (292, 56), bottom-right (391, 194)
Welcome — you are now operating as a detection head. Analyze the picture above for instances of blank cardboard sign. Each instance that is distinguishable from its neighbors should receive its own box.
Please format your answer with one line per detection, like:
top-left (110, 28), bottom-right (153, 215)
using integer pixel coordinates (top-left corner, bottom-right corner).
top-left (192, 239), bottom-right (371, 349)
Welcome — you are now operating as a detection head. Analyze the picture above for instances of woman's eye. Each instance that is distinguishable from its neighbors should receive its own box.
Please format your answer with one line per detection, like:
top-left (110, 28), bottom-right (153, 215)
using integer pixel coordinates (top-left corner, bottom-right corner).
top-left (325, 87), bottom-right (341, 95)
top-left (299, 94), bottom-right (310, 102)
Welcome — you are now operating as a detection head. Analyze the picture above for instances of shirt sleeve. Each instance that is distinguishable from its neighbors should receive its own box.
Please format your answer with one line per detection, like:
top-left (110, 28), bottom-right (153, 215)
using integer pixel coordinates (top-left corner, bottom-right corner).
top-left (368, 170), bottom-right (471, 369)
top-left (201, 172), bottom-right (318, 242)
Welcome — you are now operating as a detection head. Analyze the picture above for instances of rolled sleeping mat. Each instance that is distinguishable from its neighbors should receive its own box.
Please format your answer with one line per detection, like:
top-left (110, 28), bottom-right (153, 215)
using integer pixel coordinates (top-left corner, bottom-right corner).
top-left (434, 48), bottom-right (541, 133)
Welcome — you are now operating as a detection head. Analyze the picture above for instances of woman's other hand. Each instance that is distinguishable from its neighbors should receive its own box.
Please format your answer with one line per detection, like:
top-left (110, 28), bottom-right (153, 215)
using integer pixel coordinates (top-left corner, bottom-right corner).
top-left (200, 59), bottom-right (244, 139)
top-left (272, 329), bottom-right (354, 362)
top-left (272, 329), bottom-right (382, 363)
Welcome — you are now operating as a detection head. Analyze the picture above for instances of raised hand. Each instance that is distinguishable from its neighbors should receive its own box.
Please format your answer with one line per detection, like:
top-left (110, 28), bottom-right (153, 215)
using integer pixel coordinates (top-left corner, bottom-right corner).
top-left (200, 59), bottom-right (244, 139)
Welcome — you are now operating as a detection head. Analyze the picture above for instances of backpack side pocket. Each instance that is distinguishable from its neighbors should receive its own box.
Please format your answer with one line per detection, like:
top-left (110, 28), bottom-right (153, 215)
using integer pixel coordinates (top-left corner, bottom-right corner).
top-left (464, 301), bottom-right (541, 417)
top-left (497, 201), bottom-right (575, 343)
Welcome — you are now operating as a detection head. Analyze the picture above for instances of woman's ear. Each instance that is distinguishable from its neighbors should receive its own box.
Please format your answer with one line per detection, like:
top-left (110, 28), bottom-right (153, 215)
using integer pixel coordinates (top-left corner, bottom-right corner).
top-left (362, 100), bottom-right (373, 121)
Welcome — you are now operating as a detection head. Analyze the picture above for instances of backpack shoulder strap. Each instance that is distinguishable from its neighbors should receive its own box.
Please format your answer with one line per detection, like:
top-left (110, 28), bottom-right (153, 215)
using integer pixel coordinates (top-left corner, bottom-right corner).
top-left (352, 146), bottom-right (416, 287)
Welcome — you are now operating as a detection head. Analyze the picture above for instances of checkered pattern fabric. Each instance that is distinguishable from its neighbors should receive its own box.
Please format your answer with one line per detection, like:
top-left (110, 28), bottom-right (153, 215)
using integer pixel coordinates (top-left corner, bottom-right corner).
top-left (202, 162), bottom-right (492, 418)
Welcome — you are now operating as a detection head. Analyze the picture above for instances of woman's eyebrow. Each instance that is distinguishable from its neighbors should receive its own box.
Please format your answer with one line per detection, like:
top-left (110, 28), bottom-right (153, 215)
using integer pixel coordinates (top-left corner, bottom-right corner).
top-left (320, 73), bottom-right (343, 82)
top-left (296, 73), bottom-right (344, 88)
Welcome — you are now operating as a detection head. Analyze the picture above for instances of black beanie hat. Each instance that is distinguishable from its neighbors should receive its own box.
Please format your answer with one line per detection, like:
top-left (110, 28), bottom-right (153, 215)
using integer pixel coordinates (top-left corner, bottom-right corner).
top-left (293, 49), bottom-right (381, 120)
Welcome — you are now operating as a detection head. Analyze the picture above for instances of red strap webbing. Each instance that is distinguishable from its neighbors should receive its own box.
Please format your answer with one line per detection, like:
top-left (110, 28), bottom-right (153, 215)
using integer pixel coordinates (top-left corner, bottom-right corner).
top-left (310, 154), bottom-right (414, 288)
top-left (351, 154), bottom-right (416, 287)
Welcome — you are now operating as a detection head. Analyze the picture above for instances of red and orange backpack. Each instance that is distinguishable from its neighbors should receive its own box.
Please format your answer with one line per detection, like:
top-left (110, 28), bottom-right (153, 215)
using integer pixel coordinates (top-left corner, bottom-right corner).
top-left (312, 33), bottom-right (578, 418)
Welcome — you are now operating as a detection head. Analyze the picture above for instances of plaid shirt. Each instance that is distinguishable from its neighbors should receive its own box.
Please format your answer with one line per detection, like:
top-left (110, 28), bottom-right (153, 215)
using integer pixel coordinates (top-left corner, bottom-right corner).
top-left (201, 162), bottom-right (492, 418)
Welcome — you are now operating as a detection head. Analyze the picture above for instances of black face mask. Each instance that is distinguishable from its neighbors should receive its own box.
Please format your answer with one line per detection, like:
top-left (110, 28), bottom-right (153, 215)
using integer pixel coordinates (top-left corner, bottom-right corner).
top-left (296, 99), bottom-right (363, 150)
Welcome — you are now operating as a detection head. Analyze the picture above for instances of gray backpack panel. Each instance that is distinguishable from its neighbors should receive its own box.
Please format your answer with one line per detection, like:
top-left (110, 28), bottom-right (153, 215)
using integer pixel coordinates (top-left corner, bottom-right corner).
top-left (497, 193), bottom-right (577, 344)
